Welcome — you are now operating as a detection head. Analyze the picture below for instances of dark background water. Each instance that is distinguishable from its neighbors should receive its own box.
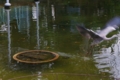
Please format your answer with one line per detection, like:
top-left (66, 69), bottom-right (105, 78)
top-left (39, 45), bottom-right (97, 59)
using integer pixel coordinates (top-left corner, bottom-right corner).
top-left (0, 0), bottom-right (120, 80)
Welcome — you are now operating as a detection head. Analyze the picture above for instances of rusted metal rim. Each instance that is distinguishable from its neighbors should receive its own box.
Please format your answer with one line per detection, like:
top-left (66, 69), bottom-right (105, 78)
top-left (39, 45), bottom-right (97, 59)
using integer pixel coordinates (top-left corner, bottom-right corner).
top-left (13, 50), bottom-right (59, 64)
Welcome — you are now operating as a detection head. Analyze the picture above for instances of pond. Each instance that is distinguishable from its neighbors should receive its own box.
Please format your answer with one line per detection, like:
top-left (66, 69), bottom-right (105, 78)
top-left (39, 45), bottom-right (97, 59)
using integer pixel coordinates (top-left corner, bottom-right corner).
top-left (0, 0), bottom-right (120, 80)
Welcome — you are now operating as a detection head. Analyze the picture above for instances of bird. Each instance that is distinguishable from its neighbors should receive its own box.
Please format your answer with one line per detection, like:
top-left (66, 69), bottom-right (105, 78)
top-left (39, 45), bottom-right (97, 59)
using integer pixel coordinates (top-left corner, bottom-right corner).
top-left (76, 16), bottom-right (120, 46)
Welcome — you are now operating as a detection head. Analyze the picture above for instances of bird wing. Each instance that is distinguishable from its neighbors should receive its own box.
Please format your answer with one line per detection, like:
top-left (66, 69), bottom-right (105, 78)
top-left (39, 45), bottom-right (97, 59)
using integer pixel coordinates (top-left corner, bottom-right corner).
top-left (87, 29), bottom-right (103, 39)
top-left (76, 25), bottom-right (91, 39)
top-left (76, 25), bottom-right (103, 40)
top-left (105, 16), bottom-right (120, 29)
top-left (98, 16), bottom-right (120, 37)
top-left (76, 25), bottom-right (104, 45)
top-left (87, 29), bottom-right (104, 45)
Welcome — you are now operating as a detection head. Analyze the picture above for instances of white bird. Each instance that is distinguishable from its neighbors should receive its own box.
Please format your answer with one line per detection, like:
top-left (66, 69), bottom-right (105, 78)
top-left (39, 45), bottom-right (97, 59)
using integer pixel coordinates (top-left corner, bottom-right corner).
top-left (76, 16), bottom-right (120, 45)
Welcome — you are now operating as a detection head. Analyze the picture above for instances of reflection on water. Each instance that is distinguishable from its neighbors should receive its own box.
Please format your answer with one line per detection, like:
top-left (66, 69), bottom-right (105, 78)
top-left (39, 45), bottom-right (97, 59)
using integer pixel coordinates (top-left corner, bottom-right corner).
top-left (94, 32), bottom-right (120, 79)
top-left (35, 1), bottom-right (40, 49)
top-left (51, 4), bottom-right (55, 21)
top-left (6, 9), bottom-right (11, 64)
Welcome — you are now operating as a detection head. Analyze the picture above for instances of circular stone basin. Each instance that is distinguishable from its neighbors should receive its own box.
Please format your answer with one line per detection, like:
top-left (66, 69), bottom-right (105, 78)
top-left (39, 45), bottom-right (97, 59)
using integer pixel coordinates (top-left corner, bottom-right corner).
top-left (13, 50), bottom-right (59, 64)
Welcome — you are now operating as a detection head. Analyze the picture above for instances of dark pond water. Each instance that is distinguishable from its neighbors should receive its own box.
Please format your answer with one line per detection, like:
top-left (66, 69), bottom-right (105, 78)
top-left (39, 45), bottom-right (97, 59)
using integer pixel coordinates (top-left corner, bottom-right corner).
top-left (0, 0), bottom-right (120, 80)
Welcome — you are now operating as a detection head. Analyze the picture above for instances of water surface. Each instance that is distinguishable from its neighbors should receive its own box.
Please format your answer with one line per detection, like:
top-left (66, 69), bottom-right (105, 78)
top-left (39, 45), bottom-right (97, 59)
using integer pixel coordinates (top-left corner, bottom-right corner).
top-left (0, 0), bottom-right (120, 80)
